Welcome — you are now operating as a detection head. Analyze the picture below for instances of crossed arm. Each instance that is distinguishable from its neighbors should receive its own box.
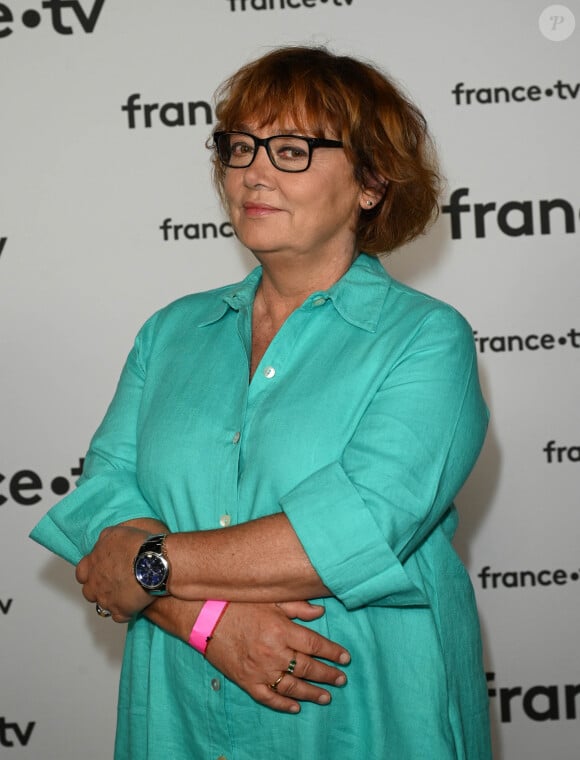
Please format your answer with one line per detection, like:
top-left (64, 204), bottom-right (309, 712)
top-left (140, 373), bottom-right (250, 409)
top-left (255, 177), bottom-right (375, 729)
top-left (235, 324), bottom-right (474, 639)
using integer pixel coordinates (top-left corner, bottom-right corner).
top-left (76, 512), bottom-right (330, 619)
top-left (75, 514), bottom-right (350, 714)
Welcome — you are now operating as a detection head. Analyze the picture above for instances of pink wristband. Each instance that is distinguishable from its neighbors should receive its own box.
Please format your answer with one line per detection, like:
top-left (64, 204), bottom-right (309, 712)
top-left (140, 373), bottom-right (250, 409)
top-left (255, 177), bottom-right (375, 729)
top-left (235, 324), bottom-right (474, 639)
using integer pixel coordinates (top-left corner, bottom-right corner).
top-left (188, 600), bottom-right (229, 654)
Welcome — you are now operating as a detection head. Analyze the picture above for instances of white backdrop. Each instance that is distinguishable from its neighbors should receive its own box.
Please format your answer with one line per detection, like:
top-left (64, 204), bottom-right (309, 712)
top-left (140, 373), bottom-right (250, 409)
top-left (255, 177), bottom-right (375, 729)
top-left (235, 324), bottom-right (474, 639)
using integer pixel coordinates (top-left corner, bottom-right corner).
top-left (1, 1), bottom-right (579, 758)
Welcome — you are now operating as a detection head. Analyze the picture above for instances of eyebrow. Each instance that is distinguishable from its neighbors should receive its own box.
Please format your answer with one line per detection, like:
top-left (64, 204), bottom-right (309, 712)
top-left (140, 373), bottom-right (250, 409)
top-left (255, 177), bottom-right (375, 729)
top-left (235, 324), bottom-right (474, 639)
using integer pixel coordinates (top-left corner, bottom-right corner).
top-left (236, 124), bottom-right (308, 136)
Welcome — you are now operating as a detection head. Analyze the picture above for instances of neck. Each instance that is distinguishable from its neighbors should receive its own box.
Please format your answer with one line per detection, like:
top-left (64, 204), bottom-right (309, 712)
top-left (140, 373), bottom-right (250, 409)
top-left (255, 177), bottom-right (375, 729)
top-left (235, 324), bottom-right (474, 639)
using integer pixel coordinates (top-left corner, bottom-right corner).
top-left (255, 248), bottom-right (357, 320)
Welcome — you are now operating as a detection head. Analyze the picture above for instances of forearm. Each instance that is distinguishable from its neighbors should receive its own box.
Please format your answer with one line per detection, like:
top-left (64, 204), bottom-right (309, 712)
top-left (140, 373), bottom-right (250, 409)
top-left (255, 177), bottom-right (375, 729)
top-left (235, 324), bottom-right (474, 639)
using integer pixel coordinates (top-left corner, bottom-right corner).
top-left (165, 513), bottom-right (330, 603)
top-left (122, 516), bottom-right (169, 534)
top-left (125, 514), bottom-right (330, 601)
top-left (143, 596), bottom-right (204, 641)
top-left (78, 513), bottom-right (330, 620)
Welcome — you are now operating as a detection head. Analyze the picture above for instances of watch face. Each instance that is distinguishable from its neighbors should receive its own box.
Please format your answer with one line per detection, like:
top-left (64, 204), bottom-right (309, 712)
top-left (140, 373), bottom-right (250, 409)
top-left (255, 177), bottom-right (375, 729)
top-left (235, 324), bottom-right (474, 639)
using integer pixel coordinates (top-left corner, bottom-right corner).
top-left (135, 552), bottom-right (168, 590)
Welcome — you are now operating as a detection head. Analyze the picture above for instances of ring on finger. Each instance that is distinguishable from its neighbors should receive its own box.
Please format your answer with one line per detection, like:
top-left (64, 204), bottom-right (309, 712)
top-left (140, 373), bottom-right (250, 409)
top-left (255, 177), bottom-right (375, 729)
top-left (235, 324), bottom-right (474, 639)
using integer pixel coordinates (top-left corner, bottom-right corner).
top-left (286, 652), bottom-right (297, 675)
top-left (96, 603), bottom-right (111, 618)
top-left (268, 672), bottom-right (286, 691)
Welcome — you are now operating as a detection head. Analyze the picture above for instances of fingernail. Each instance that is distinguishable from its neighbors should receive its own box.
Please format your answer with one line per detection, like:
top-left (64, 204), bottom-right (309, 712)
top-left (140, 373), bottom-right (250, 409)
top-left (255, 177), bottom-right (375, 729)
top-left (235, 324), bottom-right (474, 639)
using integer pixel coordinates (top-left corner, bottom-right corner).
top-left (318, 693), bottom-right (331, 705)
top-left (339, 652), bottom-right (350, 664)
top-left (335, 674), bottom-right (347, 686)
top-left (289, 704), bottom-right (300, 714)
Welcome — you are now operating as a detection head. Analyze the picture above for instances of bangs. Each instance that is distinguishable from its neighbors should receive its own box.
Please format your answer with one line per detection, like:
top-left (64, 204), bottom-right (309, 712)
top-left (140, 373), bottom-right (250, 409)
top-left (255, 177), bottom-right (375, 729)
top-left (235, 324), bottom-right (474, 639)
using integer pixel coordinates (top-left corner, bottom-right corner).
top-left (214, 60), bottom-right (346, 139)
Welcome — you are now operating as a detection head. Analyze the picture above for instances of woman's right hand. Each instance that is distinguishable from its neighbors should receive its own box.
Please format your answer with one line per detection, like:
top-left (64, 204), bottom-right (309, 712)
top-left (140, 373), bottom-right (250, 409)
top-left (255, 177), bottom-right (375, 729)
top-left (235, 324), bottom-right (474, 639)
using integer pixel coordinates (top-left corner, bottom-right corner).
top-left (145, 598), bottom-right (350, 713)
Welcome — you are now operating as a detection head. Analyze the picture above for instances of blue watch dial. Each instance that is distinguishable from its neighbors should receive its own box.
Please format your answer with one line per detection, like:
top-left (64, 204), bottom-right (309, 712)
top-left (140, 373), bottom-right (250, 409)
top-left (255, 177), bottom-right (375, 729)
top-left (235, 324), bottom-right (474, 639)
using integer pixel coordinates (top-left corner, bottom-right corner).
top-left (135, 552), bottom-right (168, 590)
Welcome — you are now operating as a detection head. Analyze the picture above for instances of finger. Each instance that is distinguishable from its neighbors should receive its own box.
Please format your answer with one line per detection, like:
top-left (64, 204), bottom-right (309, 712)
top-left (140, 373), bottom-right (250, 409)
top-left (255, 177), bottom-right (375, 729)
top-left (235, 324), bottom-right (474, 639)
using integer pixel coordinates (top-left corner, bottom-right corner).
top-left (252, 682), bottom-right (301, 714)
top-left (289, 623), bottom-right (350, 665)
top-left (75, 557), bottom-right (89, 584)
top-left (291, 653), bottom-right (347, 687)
top-left (110, 611), bottom-right (131, 624)
top-left (80, 583), bottom-right (96, 603)
top-left (275, 673), bottom-right (333, 705)
top-left (276, 601), bottom-right (325, 621)
top-left (254, 675), bottom-right (333, 712)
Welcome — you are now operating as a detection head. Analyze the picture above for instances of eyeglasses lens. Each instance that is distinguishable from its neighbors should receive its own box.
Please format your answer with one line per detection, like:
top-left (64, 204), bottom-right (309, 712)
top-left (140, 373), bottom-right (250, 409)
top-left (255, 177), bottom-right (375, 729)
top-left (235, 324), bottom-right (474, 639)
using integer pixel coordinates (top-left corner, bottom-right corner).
top-left (217, 133), bottom-right (310, 172)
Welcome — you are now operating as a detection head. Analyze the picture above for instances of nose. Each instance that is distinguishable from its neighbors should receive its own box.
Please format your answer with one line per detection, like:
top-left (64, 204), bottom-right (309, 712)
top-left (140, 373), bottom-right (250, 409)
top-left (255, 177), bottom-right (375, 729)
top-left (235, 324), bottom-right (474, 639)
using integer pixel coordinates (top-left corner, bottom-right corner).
top-left (243, 143), bottom-right (276, 186)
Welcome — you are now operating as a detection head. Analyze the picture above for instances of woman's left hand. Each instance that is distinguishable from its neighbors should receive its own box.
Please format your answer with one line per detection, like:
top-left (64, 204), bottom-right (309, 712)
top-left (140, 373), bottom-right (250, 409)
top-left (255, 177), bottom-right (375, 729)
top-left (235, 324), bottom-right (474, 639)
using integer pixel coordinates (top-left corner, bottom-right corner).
top-left (205, 600), bottom-right (350, 713)
top-left (75, 525), bottom-right (153, 622)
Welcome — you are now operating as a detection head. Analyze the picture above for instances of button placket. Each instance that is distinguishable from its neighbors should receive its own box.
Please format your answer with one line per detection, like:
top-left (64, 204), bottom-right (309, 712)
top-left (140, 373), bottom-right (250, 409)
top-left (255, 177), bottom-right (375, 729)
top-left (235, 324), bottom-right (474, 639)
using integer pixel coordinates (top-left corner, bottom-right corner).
top-left (203, 658), bottom-right (230, 757)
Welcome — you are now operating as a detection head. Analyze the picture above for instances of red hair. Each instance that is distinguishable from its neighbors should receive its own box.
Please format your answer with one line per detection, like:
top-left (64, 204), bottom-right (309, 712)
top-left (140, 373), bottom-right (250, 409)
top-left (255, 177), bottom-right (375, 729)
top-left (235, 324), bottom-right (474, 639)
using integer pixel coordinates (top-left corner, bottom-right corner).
top-left (211, 46), bottom-right (441, 254)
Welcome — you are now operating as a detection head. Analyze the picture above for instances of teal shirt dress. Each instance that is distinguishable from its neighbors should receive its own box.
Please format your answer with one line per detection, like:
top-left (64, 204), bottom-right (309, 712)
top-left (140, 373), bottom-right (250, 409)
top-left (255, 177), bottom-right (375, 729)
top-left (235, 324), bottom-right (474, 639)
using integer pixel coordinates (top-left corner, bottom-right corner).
top-left (31, 254), bottom-right (492, 759)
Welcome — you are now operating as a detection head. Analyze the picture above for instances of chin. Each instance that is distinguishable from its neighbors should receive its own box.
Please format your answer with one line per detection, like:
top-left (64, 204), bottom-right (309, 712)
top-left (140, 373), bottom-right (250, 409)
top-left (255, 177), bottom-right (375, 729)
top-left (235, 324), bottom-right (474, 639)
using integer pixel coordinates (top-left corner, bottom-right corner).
top-left (237, 233), bottom-right (287, 255)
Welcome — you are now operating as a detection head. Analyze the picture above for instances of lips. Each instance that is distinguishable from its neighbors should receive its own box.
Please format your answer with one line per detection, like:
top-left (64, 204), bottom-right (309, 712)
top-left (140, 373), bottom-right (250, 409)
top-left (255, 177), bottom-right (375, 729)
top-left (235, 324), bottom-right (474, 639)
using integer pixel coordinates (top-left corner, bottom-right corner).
top-left (242, 202), bottom-right (281, 217)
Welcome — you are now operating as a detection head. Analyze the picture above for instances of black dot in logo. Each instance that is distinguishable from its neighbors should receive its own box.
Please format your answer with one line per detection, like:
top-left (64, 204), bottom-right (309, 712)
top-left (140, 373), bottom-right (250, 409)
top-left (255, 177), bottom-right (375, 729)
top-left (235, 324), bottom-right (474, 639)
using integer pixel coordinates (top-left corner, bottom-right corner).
top-left (51, 476), bottom-right (70, 495)
top-left (22, 9), bottom-right (41, 27)
top-left (544, 88), bottom-right (553, 97)
top-left (570, 572), bottom-right (579, 581)
top-left (558, 336), bottom-right (567, 345)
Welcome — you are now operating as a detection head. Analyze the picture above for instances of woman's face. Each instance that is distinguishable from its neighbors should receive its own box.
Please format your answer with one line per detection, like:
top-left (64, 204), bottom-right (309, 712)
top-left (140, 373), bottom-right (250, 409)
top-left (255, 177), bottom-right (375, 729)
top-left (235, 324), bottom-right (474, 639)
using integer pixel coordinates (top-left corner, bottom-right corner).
top-left (223, 121), bottom-right (369, 266)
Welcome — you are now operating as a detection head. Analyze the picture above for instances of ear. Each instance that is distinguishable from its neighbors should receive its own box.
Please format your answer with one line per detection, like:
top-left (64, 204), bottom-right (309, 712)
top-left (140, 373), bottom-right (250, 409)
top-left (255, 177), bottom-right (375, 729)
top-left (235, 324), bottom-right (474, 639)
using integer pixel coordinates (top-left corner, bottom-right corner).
top-left (359, 180), bottom-right (388, 210)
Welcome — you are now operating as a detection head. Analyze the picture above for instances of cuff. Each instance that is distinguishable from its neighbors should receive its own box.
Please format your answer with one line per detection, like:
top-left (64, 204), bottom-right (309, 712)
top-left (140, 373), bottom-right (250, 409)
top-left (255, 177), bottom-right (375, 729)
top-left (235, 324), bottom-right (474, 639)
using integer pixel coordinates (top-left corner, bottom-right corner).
top-left (280, 461), bottom-right (428, 610)
top-left (29, 471), bottom-right (160, 563)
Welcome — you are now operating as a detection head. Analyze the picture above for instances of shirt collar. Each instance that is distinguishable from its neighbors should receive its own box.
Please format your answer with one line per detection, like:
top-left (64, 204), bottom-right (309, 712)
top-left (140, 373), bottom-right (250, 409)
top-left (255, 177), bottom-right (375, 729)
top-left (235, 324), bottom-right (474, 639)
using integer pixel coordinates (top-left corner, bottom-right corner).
top-left (196, 267), bottom-right (262, 327)
top-left (313, 253), bottom-right (391, 332)
top-left (197, 253), bottom-right (391, 333)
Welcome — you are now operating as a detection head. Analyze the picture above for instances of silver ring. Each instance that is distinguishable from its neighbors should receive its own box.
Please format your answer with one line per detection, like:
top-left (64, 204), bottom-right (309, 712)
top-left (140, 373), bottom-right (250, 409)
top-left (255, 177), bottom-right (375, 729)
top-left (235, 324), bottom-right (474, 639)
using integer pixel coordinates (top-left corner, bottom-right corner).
top-left (96, 603), bottom-right (111, 618)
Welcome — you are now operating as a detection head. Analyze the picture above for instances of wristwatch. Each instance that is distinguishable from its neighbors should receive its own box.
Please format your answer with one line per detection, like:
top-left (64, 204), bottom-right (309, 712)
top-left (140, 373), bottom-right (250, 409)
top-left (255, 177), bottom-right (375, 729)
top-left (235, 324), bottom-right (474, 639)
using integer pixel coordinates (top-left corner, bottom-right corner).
top-left (133, 534), bottom-right (170, 596)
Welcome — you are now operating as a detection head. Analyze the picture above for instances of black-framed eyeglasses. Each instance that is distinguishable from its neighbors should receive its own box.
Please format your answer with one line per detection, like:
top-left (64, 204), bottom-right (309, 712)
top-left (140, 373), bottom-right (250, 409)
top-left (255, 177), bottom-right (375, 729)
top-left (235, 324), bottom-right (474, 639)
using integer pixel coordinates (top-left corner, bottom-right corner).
top-left (213, 131), bottom-right (344, 173)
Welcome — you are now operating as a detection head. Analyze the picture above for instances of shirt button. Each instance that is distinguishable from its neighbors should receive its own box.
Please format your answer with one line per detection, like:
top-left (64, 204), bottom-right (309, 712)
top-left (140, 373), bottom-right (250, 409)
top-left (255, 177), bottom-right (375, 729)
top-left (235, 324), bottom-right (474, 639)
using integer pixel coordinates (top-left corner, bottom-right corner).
top-left (263, 366), bottom-right (276, 378)
top-left (313, 296), bottom-right (326, 306)
top-left (232, 431), bottom-right (241, 444)
top-left (219, 514), bottom-right (231, 528)
top-left (211, 678), bottom-right (221, 691)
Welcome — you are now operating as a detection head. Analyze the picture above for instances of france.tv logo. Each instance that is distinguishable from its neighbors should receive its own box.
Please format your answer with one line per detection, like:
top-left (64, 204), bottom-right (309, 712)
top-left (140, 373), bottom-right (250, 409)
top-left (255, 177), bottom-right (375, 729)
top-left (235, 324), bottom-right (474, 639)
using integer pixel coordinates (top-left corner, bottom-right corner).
top-left (0, 0), bottom-right (106, 37)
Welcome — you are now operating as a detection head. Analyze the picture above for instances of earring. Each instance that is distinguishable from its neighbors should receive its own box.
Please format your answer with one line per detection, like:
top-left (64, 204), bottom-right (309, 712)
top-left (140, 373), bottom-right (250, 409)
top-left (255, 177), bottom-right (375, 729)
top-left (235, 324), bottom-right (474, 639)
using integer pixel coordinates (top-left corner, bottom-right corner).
top-left (366, 200), bottom-right (373, 206)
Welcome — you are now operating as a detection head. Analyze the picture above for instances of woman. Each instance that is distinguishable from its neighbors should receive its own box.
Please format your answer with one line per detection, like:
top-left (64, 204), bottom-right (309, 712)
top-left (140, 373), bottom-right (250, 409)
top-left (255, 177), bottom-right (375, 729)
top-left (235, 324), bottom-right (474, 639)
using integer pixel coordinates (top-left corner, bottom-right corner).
top-left (31, 46), bottom-right (492, 759)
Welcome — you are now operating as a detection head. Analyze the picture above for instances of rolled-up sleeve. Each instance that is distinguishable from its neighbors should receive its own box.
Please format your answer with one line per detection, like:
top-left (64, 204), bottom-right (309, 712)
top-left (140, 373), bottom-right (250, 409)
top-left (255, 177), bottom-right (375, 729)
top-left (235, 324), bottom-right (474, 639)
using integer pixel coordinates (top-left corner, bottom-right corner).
top-left (30, 315), bottom-right (162, 564)
top-left (280, 307), bottom-right (488, 610)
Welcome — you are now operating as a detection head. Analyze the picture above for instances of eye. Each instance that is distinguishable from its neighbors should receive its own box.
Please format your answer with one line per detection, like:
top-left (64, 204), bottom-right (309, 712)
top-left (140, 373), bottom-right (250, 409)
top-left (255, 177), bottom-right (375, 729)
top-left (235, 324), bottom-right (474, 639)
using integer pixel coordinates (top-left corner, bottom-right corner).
top-left (280, 147), bottom-right (307, 160)
top-left (270, 137), bottom-right (310, 166)
top-left (230, 137), bottom-right (255, 157)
